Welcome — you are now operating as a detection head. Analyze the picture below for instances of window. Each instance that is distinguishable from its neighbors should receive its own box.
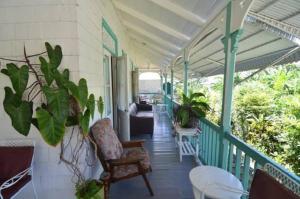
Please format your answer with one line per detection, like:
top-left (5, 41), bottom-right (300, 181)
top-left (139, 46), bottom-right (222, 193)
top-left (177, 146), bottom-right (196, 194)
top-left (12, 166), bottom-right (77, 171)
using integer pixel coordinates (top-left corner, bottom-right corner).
top-left (103, 55), bottom-right (111, 116)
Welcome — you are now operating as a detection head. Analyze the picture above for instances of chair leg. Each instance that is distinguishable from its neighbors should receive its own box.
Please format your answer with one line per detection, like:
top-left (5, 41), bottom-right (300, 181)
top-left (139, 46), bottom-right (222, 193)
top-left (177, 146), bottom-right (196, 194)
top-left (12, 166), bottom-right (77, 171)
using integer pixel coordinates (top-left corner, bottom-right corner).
top-left (142, 174), bottom-right (154, 196)
top-left (104, 181), bottom-right (110, 199)
top-left (149, 166), bottom-right (153, 172)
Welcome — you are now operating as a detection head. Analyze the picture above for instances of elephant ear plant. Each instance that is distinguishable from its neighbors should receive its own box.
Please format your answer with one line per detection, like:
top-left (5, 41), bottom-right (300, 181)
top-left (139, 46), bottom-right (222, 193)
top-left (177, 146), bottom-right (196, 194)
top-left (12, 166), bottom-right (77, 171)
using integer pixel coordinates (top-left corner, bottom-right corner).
top-left (1, 42), bottom-right (105, 198)
top-left (175, 92), bottom-right (210, 128)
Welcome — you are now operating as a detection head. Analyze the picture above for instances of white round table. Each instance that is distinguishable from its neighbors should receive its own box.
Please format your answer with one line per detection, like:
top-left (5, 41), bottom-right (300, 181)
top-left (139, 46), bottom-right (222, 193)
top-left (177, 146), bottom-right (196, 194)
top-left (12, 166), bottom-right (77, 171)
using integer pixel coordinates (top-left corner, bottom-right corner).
top-left (189, 166), bottom-right (243, 199)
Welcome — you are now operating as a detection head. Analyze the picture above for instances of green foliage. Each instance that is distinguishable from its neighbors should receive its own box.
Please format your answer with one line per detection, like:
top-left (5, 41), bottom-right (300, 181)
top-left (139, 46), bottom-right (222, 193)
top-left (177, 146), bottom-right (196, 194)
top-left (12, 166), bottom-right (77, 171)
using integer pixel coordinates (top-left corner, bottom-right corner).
top-left (67, 79), bottom-right (88, 110)
top-left (42, 86), bottom-right (69, 121)
top-left (97, 96), bottom-right (104, 119)
top-left (3, 87), bottom-right (33, 136)
top-left (36, 108), bottom-right (65, 146)
top-left (87, 94), bottom-right (95, 120)
top-left (79, 110), bottom-right (91, 136)
top-left (175, 64), bottom-right (300, 175)
top-left (75, 180), bottom-right (104, 199)
top-left (1, 64), bottom-right (29, 97)
top-left (1, 42), bottom-right (103, 146)
top-left (175, 92), bottom-right (209, 128)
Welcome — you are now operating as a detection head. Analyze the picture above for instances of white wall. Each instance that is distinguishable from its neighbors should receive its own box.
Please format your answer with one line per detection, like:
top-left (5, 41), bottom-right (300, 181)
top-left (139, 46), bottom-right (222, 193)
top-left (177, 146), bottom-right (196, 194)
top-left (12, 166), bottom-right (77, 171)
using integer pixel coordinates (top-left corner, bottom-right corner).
top-left (0, 0), bottom-right (143, 198)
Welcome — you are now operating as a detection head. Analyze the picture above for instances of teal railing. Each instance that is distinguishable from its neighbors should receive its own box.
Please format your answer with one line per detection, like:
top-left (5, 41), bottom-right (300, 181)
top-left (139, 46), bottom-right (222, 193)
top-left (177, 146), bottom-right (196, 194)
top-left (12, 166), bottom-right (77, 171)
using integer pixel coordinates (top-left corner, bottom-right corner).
top-left (167, 97), bottom-right (300, 195)
top-left (165, 96), bottom-right (173, 118)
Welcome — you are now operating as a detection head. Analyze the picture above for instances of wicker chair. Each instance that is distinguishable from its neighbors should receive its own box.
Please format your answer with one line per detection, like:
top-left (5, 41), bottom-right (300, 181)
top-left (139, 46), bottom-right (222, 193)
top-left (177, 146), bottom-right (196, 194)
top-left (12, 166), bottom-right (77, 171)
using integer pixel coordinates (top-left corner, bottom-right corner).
top-left (0, 140), bottom-right (37, 199)
top-left (90, 118), bottom-right (153, 198)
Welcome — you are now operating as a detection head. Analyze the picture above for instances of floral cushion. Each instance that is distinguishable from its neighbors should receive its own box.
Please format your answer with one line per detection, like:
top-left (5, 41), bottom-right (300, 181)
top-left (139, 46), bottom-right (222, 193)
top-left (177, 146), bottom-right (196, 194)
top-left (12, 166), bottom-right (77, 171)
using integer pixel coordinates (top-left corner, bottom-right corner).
top-left (91, 118), bottom-right (123, 160)
top-left (113, 147), bottom-right (151, 179)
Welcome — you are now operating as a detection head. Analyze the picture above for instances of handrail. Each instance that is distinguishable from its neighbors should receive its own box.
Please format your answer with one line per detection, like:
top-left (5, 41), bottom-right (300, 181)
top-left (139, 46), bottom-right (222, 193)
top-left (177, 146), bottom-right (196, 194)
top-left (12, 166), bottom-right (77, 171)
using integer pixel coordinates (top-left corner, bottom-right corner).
top-left (200, 118), bottom-right (221, 133)
top-left (224, 132), bottom-right (300, 183)
top-left (166, 98), bottom-right (300, 192)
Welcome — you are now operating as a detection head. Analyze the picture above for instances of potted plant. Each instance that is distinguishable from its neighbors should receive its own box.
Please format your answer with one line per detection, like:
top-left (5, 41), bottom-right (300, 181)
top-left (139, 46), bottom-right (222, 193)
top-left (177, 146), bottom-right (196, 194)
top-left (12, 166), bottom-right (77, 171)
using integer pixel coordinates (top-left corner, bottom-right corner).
top-left (1, 42), bottom-right (105, 198)
top-left (75, 180), bottom-right (104, 199)
top-left (175, 92), bottom-right (210, 128)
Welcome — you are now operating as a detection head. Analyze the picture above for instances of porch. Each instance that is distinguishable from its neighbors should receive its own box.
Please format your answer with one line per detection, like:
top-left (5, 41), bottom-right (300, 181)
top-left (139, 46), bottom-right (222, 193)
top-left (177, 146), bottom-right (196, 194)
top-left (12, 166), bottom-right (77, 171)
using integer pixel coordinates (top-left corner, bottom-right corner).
top-left (0, 0), bottom-right (299, 198)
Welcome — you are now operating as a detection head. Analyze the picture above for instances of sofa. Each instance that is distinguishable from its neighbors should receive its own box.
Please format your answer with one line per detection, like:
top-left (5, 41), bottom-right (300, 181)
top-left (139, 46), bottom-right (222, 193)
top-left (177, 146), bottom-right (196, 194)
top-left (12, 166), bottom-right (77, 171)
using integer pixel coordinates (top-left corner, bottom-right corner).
top-left (129, 103), bottom-right (154, 137)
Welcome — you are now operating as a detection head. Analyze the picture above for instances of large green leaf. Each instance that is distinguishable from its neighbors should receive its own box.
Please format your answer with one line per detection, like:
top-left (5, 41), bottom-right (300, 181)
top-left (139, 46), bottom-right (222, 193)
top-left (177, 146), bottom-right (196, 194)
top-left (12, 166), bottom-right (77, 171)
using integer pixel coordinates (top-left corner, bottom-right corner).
top-left (3, 87), bottom-right (32, 136)
top-left (182, 94), bottom-right (190, 105)
top-left (40, 56), bottom-right (54, 85)
top-left (1, 64), bottom-right (29, 97)
top-left (40, 43), bottom-right (63, 86)
top-left (86, 94), bottom-right (95, 119)
top-left (191, 106), bottom-right (206, 118)
top-left (66, 79), bottom-right (88, 110)
top-left (191, 101), bottom-right (210, 110)
top-left (97, 96), bottom-right (104, 118)
top-left (36, 108), bottom-right (65, 146)
top-left (42, 86), bottom-right (69, 121)
top-left (3, 87), bottom-right (21, 109)
top-left (179, 109), bottom-right (190, 127)
top-left (53, 69), bottom-right (69, 88)
top-left (79, 109), bottom-right (90, 136)
top-left (190, 92), bottom-right (205, 100)
top-left (45, 42), bottom-right (62, 69)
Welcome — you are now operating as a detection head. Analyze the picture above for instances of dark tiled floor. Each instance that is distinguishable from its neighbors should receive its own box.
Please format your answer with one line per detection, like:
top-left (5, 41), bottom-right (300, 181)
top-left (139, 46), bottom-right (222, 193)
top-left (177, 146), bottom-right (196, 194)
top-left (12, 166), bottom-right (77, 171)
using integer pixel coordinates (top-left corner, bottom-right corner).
top-left (110, 113), bottom-right (196, 199)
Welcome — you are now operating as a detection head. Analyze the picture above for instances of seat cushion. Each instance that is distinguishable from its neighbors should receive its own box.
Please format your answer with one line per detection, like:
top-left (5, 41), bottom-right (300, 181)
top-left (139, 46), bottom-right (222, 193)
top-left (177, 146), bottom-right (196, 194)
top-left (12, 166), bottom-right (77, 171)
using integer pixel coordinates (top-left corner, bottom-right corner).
top-left (91, 118), bottom-right (123, 160)
top-left (0, 175), bottom-right (31, 199)
top-left (112, 147), bottom-right (150, 179)
top-left (136, 111), bottom-right (153, 118)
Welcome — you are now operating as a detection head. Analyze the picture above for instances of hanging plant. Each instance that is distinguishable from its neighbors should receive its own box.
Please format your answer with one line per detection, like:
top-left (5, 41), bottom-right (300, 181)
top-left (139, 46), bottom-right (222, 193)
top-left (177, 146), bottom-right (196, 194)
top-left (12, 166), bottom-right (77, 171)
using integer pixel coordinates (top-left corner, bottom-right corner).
top-left (1, 42), bottom-right (104, 198)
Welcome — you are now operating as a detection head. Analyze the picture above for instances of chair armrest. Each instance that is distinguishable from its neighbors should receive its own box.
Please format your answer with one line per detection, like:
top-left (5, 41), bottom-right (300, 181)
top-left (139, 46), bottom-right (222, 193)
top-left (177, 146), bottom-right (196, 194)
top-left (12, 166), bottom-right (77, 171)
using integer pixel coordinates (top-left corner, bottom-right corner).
top-left (121, 140), bottom-right (145, 148)
top-left (108, 157), bottom-right (144, 166)
top-left (0, 168), bottom-right (31, 191)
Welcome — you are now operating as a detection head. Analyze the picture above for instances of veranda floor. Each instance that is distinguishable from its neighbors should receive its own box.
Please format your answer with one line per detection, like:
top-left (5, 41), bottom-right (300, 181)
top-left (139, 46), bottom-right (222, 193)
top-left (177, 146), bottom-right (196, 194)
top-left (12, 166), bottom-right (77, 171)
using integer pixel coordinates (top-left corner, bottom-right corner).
top-left (110, 112), bottom-right (196, 199)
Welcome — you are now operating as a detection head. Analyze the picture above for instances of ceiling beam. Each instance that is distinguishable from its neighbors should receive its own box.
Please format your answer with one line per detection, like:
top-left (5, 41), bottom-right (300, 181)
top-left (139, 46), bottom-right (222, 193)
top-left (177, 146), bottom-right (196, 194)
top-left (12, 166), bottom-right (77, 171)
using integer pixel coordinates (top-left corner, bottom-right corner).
top-left (123, 21), bottom-right (181, 51)
top-left (113, 1), bottom-right (190, 41)
top-left (130, 35), bottom-right (176, 57)
top-left (148, 0), bottom-right (206, 26)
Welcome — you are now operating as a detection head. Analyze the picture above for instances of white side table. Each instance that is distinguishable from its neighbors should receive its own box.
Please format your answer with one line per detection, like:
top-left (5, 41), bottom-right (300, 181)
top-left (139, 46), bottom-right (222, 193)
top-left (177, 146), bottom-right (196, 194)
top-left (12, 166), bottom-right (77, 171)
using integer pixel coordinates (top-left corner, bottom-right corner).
top-left (175, 125), bottom-right (200, 162)
top-left (189, 166), bottom-right (244, 199)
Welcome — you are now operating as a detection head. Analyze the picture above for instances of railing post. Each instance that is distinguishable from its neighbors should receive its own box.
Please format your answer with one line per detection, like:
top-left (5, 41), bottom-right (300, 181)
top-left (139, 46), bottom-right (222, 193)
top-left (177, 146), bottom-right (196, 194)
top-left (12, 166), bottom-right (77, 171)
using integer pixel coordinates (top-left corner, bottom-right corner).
top-left (183, 49), bottom-right (189, 96)
top-left (219, 0), bottom-right (243, 169)
top-left (170, 68), bottom-right (174, 119)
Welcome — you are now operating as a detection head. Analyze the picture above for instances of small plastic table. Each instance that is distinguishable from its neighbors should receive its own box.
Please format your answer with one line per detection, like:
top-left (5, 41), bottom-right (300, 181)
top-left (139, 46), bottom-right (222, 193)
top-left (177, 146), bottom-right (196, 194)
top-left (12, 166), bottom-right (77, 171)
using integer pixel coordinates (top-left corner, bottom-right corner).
top-left (189, 166), bottom-right (244, 199)
top-left (175, 125), bottom-right (200, 162)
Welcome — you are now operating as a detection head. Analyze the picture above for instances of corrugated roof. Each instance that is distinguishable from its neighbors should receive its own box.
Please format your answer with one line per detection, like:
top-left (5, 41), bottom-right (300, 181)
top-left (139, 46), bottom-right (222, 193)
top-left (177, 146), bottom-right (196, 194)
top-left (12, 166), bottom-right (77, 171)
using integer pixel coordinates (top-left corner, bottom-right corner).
top-left (112, 0), bottom-right (300, 78)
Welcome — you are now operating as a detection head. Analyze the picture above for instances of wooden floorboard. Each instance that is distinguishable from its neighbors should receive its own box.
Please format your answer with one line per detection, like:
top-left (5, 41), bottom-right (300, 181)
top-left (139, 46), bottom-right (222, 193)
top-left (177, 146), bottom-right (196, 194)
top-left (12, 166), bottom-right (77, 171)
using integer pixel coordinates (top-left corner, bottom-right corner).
top-left (110, 113), bottom-right (196, 199)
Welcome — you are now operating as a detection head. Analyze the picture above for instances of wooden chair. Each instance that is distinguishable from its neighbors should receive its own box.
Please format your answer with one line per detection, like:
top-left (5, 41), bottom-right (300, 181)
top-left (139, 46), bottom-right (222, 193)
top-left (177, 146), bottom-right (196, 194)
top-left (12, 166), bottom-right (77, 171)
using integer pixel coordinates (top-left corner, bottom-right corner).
top-left (0, 140), bottom-right (37, 199)
top-left (249, 169), bottom-right (299, 199)
top-left (90, 118), bottom-right (154, 198)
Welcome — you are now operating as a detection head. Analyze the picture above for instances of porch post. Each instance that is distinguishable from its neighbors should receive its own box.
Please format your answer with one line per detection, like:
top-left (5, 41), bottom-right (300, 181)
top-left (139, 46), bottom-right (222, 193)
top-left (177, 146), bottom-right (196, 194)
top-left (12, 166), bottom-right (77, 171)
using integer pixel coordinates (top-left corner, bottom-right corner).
top-left (218, 0), bottom-right (243, 169)
top-left (170, 68), bottom-right (174, 118)
top-left (183, 49), bottom-right (189, 95)
top-left (164, 73), bottom-right (168, 104)
top-left (160, 73), bottom-right (163, 94)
